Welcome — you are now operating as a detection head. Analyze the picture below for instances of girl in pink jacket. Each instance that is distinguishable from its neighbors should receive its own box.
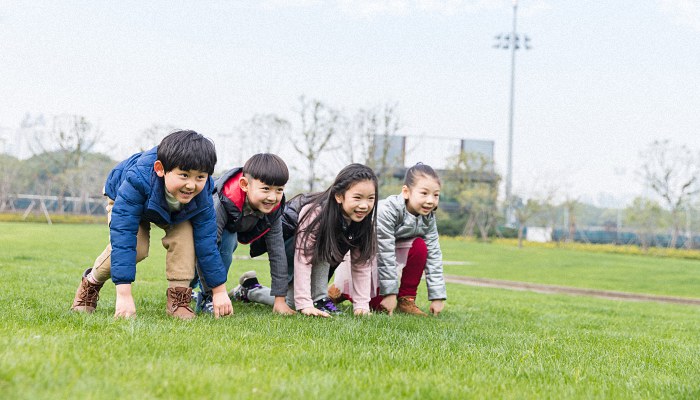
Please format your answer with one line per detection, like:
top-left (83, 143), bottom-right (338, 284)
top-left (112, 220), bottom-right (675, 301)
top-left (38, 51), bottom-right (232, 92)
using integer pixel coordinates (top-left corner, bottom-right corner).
top-left (293, 163), bottom-right (378, 316)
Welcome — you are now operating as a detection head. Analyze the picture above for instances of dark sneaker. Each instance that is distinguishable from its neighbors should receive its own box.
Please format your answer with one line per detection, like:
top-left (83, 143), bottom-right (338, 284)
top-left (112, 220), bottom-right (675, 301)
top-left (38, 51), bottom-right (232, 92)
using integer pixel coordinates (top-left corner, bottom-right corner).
top-left (166, 287), bottom-right (196, 320)
top-left (397, 296), bottom-right (427, 316)
top-left (229, 285), bottom-right (246, 302)
top-left (196, 293), bottom-right (214, 314)
top-left (228, 270), bottom-right (262, 302)
top-left (71, 268), bottom-right (104, 313)
top-left (191, 290), bottom-right (202, 305)
top-left (313, 297), bottom-right (343, 315)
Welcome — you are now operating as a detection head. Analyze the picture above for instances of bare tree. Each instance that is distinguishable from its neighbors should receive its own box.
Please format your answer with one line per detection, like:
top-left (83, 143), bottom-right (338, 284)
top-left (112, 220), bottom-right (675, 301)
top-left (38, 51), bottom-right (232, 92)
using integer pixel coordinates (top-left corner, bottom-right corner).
top-left (291, 96), bottom-right (342, 192)
top-left (237, 114), bottom-right (291, 155)
top-left (29, 114), bottom-right (102, 167)
top-left (560, 196), bottom-right (579, 243)
top-left (365, 103), bottom-right (402, 186)
top-left (640, 140), bottom-right (700, 248)
top-left (138, 124), bottom-right (177, 152)
top-left (28, 114), bottom-right (103, 213)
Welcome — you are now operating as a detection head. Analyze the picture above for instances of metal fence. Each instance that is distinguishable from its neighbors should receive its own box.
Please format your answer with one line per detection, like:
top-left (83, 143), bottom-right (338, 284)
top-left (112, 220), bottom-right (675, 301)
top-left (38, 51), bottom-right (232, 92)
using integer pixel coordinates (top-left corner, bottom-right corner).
top-left (1, 194), bottom-right (107, 224)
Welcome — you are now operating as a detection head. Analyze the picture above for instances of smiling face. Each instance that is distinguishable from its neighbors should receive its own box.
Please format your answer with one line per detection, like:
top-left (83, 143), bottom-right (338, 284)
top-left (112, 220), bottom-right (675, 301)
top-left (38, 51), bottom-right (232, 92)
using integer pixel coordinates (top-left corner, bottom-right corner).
top-left (335, 179), bottom-right (376, 223)
top-left (402, 175), bottom-right (441, 216)
top-left (240, 176), bottom-right (285, 214)
top-left (155, 161), bottom-right (208, 204)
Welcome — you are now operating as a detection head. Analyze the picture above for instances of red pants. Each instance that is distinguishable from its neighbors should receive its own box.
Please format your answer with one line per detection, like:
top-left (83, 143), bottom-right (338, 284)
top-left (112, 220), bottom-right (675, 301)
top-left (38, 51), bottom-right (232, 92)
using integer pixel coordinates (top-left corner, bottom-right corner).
top-left (369, 237), bottom-right (428, 310)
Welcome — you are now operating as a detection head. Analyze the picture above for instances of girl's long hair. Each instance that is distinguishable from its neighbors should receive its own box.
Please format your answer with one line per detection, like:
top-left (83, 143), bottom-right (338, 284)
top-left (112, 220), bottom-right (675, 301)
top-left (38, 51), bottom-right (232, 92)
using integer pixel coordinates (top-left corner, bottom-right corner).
top-left (297, 163), bottom-right (378, 266)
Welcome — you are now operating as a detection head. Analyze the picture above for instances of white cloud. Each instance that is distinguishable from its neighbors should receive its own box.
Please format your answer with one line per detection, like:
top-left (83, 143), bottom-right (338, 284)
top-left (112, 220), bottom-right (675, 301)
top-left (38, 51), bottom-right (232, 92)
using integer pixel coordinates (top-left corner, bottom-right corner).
top-left (659, 0), bottom-right (700, 31)
top-left (336, 0), bottom-right (411, 18)
top-left (335, 0), bottom-right (507, 19)
top-left (258, 0), bottom-right (539, 19)
top-left (520, 0), bottom-right (553, 18)
top-left (260, 0), bottom-right (322, 10)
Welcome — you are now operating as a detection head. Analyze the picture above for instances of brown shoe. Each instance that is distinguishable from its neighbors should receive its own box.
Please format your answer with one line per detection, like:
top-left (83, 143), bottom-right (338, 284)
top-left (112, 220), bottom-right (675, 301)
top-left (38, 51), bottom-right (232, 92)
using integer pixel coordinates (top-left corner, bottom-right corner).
top-left (166, 287), bottom-right (196, 320)
top-left (397, 296), bottom-right (427, 316)
top-left (327, 284), bottom-right (345, 304)
top-left (71, 268), bottom-right (104, 313)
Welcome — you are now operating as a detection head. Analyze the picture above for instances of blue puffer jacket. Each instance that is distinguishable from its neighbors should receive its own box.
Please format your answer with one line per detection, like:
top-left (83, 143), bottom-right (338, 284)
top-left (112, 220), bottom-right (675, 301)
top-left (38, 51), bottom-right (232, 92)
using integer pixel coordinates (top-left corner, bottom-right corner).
top-left (104, 147), bottom-right (226, 287)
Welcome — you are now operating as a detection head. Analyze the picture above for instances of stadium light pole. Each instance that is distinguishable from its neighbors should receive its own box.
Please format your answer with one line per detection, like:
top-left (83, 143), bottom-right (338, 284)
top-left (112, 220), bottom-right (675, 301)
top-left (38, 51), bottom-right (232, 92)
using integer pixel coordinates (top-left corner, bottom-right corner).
top-left (494, 0), bottom-right (530, 226)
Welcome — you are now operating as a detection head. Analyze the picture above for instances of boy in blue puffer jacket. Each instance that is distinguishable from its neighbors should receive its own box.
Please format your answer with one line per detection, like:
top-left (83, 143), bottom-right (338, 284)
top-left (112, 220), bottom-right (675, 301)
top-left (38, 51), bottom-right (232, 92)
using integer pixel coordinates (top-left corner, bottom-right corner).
top-left (70, 130), bottom-right (233, 319)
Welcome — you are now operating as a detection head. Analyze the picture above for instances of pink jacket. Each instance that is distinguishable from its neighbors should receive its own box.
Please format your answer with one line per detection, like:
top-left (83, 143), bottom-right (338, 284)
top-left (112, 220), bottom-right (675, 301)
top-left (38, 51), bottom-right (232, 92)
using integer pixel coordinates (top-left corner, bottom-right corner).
top-left (293, 204), bottom-right (373, 311)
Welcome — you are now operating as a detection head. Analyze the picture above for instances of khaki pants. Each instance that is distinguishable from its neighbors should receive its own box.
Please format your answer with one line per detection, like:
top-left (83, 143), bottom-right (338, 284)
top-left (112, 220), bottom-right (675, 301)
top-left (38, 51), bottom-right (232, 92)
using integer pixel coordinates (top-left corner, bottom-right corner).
top-left (90, 200), bottom-right (195, 288)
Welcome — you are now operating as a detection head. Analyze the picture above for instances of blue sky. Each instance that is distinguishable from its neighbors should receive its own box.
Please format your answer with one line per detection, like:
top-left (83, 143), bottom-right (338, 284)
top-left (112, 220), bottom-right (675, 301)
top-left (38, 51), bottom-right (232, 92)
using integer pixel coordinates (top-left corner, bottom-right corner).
top-left (1, 0), bottom-right (698, 205)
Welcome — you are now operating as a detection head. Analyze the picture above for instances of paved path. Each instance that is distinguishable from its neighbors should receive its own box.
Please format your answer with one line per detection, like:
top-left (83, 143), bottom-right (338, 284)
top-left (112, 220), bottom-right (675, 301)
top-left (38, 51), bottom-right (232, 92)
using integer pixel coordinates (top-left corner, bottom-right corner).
top-left (444, 275), bottom-right (700, 306)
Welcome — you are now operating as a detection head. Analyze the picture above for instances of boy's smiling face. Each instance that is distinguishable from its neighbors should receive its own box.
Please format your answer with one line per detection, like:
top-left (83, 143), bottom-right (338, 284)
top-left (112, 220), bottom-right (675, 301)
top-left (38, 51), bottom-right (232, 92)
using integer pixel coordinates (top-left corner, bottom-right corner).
top-left (240, 176), bottom-right (284, 214)
top-left (154, 161), bottom-right (208, 204)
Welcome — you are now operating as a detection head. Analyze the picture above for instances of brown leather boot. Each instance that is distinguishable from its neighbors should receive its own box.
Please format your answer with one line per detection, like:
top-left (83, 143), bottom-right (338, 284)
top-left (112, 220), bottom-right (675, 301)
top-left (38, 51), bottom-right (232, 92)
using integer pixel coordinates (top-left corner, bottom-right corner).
top-left (327, 284), bottom-right (345, 304)
top-left (71, 268), bottom-right (104, 313)
top-left (166, 287), bottom-right (196, 320)
top-left (397, 296), bottom-right (427, 316)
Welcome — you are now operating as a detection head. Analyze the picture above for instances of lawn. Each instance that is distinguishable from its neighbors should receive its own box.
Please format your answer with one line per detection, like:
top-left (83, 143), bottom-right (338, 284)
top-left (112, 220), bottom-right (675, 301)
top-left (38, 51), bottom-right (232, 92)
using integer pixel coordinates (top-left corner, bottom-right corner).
top-left (441, 238), bottom-right (700, 299)
top-left (1, 222), bottom-right (699, 399)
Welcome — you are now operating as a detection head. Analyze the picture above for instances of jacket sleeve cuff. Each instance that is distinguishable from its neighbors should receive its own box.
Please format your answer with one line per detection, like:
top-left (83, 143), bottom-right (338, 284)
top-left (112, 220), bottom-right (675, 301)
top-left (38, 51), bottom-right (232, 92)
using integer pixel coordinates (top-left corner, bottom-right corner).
top-left (379, 280), bottom-right (399, 296)
top-left (295, 301), bottom-right (314, 311)
top-left (205, 277), bottom-right (227, 289)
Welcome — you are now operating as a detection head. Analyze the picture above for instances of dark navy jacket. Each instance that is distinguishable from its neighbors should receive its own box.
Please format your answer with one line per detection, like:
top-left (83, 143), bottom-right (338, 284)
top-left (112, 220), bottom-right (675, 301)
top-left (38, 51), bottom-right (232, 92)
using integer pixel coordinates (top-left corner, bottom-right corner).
top-left (104, 147), bottom-right (226, 287)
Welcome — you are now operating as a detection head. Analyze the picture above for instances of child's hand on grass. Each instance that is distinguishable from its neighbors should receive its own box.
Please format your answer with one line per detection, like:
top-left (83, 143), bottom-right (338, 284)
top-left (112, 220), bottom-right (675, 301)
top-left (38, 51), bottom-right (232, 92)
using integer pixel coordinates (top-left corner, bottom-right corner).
top-left (429, 300), bottom-right (444, 316)
top-left (353, 309), bottom-right (371, 316)
top-left (272, 297), bottom-right (296, 315)
top-left (299, 307), bottom-right (330, 318)
top-left (379, 294), bottom-right (397, 315)
top-left (211, 286), bottom-right (233, 318)
top-left (114, 284), bottom-right (136, 319)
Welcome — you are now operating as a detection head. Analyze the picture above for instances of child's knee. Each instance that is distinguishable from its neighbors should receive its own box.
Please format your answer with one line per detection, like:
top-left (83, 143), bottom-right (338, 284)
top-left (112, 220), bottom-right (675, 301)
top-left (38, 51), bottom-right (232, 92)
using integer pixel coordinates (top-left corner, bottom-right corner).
top-left (136, 243), bottom-right (150, 262)
top-left (411, 237), bottom-right (428, 257)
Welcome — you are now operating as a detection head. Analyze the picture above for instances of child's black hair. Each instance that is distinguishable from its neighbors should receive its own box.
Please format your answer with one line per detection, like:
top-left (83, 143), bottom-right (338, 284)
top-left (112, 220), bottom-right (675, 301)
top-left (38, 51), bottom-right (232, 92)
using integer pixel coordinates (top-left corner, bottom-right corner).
top-left (157, 130), bottom-right (217, 175)
top-left (243, 153), bottom-right (289, 186)
top-left (404, 162), bottom-right (441, 188)
top-left (298, 163), bottom-right (378, 267)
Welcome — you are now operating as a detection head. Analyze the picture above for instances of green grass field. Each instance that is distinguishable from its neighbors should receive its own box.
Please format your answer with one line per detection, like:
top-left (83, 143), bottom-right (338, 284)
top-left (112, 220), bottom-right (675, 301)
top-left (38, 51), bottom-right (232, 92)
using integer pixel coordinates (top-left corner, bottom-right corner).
top-left (441, 239), bottom-right (700, 299)
top-left (1, 222), bottom-right (699, 399)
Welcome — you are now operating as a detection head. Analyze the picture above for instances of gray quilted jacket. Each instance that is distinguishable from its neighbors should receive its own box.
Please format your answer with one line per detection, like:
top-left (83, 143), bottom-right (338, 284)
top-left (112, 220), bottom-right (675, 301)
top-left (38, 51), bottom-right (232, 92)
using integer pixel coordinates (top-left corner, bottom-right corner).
top-left (376, 194), bottom-right (447, 300)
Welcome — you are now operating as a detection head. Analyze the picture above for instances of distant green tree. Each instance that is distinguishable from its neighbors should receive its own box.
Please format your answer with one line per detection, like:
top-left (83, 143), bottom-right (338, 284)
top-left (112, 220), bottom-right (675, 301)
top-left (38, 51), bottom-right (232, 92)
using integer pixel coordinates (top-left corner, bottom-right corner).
top-left (0, 154), bottom-right (22, 211)
top-left (512, 197), bottom-right (542, 248)
top-left (444, 152), bottom-right (500, 240)
top-left (560, 197), bottom-right (580, 243)
top-left (624, 197), bottom-right (667, 250)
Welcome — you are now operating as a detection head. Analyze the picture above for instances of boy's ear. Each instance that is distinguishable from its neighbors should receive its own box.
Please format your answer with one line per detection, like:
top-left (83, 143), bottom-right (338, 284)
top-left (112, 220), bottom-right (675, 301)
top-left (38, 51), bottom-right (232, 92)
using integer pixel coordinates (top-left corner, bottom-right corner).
top-left (154, 160), bottom-right (166, 177)
top-left (239, 176), bottom-right (249, 192)
top-left (401, 185), bottom-right (410, 200)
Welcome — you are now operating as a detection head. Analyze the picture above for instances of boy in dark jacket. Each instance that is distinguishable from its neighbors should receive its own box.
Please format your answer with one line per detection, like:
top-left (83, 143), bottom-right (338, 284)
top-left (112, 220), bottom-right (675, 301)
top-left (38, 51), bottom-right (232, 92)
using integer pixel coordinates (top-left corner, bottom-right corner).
top-left (195, 153), bottom-right (295, 315)
top-left (70, 130), bottom-right (233, 319)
